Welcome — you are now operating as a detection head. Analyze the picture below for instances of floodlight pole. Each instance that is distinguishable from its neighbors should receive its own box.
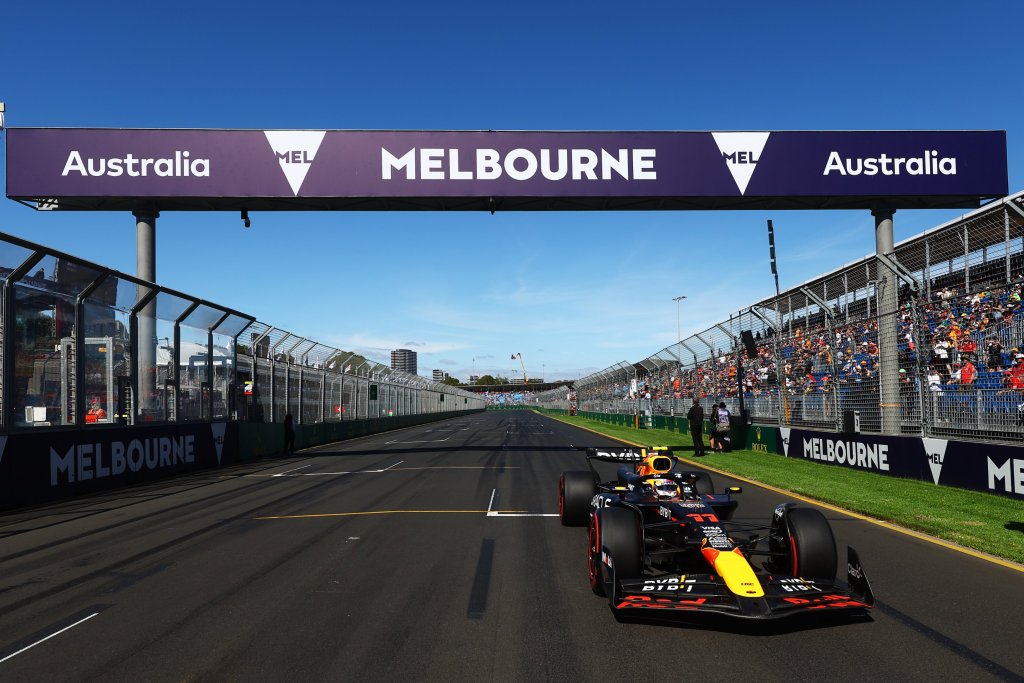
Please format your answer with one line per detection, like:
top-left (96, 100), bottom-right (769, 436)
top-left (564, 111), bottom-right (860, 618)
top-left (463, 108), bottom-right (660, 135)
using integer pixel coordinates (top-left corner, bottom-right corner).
top-left (673, 295), bottom-right (686, 347)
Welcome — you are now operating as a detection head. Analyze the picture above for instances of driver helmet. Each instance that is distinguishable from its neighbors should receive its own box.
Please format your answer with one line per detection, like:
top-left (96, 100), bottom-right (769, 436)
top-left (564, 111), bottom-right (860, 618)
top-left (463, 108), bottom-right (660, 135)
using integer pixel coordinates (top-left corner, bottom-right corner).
top-left (649, 478), bottom-right (680, 500)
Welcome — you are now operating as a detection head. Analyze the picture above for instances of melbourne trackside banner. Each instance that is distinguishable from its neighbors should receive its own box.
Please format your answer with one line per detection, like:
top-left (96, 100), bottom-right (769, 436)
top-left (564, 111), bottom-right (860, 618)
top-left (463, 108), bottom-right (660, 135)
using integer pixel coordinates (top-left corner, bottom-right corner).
top-left (4, 129), bottom-right (1008, 210)
top-left (777, 427), bottom-right (1024, 500)
top-left (0, 422), bottom-right (238, 508)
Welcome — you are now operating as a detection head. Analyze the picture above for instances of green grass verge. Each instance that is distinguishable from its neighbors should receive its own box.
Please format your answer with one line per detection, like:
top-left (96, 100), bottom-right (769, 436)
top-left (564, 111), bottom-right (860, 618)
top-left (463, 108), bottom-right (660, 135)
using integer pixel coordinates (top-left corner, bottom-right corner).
top-left (540, 412), bottom-right (1024, 566)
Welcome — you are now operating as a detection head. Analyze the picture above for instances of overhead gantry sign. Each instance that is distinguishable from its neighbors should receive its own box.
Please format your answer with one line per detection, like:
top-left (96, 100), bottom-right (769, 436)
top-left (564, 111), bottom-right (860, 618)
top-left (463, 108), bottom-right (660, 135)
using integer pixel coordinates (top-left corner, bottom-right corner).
top-left (4, 129), bottom-right (1008, 212)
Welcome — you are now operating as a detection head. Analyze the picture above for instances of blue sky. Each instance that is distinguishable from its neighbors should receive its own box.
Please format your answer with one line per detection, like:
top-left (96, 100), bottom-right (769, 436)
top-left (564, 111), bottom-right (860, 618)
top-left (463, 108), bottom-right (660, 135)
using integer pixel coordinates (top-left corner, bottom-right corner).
top-left (1, 1), bottom-right (1021, 382)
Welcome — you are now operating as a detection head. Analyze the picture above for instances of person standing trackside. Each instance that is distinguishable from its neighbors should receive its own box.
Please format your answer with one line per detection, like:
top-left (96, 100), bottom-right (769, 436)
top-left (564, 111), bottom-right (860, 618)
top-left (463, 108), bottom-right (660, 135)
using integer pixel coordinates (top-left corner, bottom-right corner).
top-left (687, 398), bottom-right (705, 457)
top-left (283, 412), bottom-right (295, 456)
top-left (712, 402), bottom-right (732, 453)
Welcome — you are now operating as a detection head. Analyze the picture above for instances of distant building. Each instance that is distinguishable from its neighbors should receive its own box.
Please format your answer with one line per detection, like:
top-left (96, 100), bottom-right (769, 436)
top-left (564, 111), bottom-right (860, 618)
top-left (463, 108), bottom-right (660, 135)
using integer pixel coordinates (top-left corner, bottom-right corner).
top-left (391, 349), bottom-right (417, 375)
top-left (432, 369), bottom-right (448, 382)
top-left (508, 377), bottom-right (525, 385)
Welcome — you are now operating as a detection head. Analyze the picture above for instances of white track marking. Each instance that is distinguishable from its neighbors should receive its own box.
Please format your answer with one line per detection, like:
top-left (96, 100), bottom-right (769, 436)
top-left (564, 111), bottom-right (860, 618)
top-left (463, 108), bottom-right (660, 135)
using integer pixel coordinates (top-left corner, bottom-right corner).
top-left (488, 513), bottom-right (559, 517)
top-left (380, 461), bottom-right (404, 471)
top-left (273, 464), bottom-right (314, 477)
top-left (384, 436), bottom-right (451, 444)
top-left (0, 613), bottom-right (99, 664)
top-left (485, 487), bottom-right (557, 517)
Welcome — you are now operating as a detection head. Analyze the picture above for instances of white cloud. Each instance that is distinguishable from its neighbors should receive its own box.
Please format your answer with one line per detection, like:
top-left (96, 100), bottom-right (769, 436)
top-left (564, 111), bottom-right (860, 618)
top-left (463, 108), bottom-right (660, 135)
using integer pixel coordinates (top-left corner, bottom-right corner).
top-left (324, 333), bottom-right (470, 357)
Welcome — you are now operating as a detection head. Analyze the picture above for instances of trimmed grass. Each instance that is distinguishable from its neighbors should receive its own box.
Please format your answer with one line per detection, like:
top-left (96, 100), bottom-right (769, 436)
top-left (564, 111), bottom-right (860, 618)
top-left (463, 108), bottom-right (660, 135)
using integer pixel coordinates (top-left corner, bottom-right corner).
top-left (541, 412), bottom-right (1024, 566)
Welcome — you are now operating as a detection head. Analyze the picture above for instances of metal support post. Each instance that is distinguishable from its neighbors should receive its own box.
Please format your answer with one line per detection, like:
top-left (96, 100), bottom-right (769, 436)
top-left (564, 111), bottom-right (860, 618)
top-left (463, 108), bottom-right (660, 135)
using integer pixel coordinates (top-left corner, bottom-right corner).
top-left (134, 210), bottom-right (158, 417)
top-left (874, 209), bottom-right (900, 434)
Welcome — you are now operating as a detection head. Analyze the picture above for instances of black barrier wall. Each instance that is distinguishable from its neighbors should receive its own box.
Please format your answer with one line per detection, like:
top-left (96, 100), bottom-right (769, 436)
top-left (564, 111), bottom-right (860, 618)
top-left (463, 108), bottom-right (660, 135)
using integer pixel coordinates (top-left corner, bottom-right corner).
top-left (0, 410), bottom-right (486, 509)
top-left (0, 422), bottom-right (239, 508)
top-left (777, 427), bottom-right (1024, 500)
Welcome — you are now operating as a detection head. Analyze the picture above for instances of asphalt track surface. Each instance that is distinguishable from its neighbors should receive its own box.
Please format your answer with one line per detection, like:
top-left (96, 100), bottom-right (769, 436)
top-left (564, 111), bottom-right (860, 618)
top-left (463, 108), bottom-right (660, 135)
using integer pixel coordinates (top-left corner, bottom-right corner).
top-left (1, 411), bottom-right (1022, 682)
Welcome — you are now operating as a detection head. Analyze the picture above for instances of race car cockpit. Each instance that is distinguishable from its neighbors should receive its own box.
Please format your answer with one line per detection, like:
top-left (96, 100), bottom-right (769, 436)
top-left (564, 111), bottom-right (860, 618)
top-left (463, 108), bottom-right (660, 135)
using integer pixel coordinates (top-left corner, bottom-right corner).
top-left (648, 477), bottom-right (680, 500)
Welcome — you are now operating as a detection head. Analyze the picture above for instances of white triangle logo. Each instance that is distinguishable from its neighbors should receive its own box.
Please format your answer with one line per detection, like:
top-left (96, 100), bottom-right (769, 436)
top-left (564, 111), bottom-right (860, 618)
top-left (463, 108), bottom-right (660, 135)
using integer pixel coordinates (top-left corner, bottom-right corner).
top-left (711, 131), bottom-right (770, 195)
top-left (264, 130), bottom-right (327, 196)
top-left (211, 422), bottom-right (227, 465)
top-left (0, 435), bottom-right (6, 467)
top-left (780, 427), bottom-right (791, 457)
top-left (922, 437), bottom-right (949, 485)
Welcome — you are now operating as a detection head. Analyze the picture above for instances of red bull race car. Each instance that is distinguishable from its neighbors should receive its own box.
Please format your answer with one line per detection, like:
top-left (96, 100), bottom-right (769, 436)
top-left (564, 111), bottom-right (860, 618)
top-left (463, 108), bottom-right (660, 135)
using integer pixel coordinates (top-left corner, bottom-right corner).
top-left (558, 447), bottom-right (874, 620)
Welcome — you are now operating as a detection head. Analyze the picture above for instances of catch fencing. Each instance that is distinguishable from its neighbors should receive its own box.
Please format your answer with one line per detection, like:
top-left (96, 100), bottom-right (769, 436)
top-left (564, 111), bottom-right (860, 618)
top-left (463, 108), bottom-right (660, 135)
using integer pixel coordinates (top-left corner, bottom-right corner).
top-left (238, 322), bottom-right (483, 424)
top-left (0, 231), bottom-right (483, 433)
top-left (537, 191), bottom-right (1024, 444)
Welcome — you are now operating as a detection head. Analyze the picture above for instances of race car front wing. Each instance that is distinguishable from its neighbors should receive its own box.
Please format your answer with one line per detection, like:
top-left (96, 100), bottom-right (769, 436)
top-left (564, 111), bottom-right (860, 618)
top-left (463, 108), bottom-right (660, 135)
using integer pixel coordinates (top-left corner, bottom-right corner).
top-left (610, 547), bottom-right (874, 620)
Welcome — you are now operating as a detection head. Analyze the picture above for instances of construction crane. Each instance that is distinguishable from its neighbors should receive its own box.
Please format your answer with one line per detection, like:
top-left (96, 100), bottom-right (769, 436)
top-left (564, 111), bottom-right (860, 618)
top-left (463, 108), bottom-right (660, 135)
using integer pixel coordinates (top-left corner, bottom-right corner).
top-left (511, 352), bottom-right (528, 384)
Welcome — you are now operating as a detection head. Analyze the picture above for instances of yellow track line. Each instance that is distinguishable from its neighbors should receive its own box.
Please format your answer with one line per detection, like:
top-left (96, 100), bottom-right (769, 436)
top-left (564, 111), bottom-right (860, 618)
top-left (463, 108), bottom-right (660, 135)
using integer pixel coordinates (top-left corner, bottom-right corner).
top-left (256, 509), bottom-right (527, 520)
top-left (543, 413), bottom-right (1024, 574)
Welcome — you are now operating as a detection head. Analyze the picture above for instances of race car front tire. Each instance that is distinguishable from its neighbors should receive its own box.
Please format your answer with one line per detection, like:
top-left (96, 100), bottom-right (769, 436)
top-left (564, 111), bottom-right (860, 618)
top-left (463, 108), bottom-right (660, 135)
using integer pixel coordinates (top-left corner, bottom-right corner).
top-left (591, 507), bottom-right (643, 596)
top-left (783, 507), bottom-right (838, 580)
top-left (559, 471), bottom-right (595, 526)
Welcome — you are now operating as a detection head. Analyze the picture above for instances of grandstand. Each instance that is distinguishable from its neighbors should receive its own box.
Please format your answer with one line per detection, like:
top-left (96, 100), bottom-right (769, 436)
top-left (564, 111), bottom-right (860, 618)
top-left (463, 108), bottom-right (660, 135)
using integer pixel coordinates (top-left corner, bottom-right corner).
top-left (538, 191), bottom-right (1024, 445)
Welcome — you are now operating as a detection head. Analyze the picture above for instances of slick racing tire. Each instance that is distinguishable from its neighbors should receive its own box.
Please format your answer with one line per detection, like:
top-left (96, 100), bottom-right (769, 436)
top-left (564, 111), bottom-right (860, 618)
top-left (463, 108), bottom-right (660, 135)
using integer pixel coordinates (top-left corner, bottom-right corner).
top-left (782, 507), bottom-right (838, 580)
top-left (559, 471), bottom-right (595, 527)
top-left (589, 507), bottom-right (643, 597)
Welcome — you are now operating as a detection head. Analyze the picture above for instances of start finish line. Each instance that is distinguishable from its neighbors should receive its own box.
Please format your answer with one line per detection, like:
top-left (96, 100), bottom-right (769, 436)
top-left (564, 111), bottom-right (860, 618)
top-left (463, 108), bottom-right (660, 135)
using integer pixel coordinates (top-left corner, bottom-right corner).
top-left (4, 129), bottom-right (1008, 211)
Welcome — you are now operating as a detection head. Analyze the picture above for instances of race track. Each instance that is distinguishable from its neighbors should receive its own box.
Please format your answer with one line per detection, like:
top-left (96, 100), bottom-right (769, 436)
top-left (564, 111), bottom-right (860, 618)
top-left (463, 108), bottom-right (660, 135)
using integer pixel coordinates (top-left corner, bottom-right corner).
top-left (1, 411), bottom-right (1022, 682)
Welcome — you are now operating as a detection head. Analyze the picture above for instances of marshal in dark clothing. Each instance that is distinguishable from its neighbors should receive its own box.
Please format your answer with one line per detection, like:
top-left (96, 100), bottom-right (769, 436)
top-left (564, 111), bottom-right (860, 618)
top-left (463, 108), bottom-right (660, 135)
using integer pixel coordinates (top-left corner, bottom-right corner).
top-left (687, 398), bottom-right (705, 457)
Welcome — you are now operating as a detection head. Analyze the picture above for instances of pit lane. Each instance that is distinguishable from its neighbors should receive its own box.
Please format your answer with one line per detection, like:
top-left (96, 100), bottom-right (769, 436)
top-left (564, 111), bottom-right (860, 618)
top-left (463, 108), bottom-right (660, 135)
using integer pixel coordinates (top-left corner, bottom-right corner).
top-left (0, 411), bottom-right (1021, 681)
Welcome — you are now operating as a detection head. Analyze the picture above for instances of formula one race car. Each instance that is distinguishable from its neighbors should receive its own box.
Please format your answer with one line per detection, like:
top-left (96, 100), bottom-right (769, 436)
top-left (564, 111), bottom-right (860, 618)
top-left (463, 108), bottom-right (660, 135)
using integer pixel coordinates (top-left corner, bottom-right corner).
top-left (558, 447), bottom-right (874, 620)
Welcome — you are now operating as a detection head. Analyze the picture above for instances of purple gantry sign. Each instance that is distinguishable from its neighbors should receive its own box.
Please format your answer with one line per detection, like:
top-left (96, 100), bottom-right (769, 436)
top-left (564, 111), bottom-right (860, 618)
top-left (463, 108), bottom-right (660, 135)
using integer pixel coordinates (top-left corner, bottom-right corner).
top-left (4, 129), bottom-right (1008, 211)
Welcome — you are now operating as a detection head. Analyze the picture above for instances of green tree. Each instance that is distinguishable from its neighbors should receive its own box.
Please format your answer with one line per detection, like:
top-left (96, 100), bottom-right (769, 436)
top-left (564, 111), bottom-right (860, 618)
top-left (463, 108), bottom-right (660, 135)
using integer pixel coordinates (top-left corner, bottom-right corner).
top-left (440, 376), bottom-right (461, 386)
top-left (477, 374), bottom-right (498, 386)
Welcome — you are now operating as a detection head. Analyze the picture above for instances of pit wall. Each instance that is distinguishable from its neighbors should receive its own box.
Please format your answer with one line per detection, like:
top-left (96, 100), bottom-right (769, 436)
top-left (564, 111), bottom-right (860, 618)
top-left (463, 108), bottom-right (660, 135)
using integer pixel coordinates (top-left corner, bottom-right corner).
top-left (534, 408), bottom-right (1024, 501)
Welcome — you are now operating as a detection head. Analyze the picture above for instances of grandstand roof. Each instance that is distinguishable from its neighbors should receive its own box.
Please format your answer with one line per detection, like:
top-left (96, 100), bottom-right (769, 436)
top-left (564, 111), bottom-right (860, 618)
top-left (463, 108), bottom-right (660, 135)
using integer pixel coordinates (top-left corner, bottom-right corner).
top-left (753, 190), bottom-right (1024, 317)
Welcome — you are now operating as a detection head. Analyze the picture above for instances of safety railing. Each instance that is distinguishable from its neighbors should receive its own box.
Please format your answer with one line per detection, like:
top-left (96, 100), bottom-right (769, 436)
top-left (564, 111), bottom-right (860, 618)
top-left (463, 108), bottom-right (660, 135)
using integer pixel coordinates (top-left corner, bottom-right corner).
top-left (238, 320), bottom-right (482, 424)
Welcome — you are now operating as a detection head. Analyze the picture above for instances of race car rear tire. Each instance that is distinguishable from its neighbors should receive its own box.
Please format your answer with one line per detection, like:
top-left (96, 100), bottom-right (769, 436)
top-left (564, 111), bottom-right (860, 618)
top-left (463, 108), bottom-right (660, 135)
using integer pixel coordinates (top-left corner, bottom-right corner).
top-left (592, 507), bottom-right (643, 596)
top-left (559, 471), bottom-right (595, 527)
top-left (783, 507), bottom-right (837, 580)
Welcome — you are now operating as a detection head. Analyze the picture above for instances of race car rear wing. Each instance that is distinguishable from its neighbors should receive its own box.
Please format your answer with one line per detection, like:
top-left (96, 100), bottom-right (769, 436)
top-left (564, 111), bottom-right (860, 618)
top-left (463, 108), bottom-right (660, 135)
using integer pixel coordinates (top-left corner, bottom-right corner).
top-left (584, 447), bottom-right (644, 462)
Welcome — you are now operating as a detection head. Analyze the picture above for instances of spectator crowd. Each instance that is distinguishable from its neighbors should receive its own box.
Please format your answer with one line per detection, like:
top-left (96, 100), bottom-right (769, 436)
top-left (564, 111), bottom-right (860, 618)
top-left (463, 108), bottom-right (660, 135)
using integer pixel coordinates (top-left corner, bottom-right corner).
top-left (575, 279), bottom-right (1024, 435)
